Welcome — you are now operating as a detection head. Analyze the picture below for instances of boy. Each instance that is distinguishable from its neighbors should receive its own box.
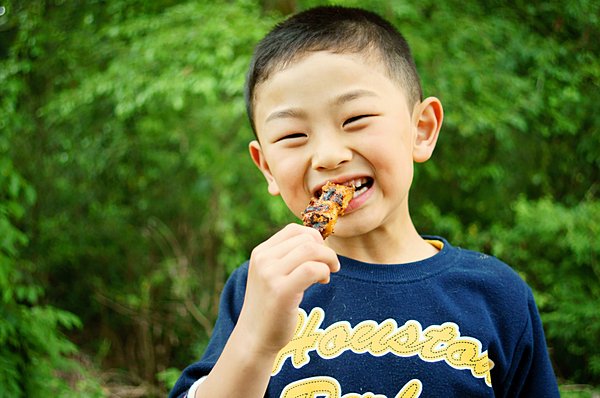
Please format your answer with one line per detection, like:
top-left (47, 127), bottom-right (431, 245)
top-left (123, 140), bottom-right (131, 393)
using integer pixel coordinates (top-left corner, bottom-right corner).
top-left (170, 6), bottom-right (559, 398)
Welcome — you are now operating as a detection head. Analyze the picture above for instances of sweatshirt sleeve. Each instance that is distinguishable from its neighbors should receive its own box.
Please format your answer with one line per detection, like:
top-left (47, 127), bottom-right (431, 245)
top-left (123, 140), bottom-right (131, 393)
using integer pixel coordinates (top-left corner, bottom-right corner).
top-left (498, 288), bottom-right (560, 397)
top-left (168, 263), bottom-right (249, 398)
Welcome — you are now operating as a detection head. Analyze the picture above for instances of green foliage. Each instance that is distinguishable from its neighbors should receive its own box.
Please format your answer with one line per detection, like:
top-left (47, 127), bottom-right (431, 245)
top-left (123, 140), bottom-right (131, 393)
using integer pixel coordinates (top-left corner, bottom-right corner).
top-left (0, 3), bottom-right (107, 394)
top-left (156, 367), bottom-right (184, 392)
top-left (1, 0), bottom-right (599, 393)
top-left (560, 385), bottom-right (600, 398)
top-left (4, 0), bottom-right (287, 393)
top-left (0, 134), bottom-right (102, 397)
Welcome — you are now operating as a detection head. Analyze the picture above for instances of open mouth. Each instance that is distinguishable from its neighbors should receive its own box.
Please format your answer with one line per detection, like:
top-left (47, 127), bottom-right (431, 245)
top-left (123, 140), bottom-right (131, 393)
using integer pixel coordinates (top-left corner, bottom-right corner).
top-left (350, 177), bottom-right (373, 198)
top-left (314, 177), bottom-right (374, 199)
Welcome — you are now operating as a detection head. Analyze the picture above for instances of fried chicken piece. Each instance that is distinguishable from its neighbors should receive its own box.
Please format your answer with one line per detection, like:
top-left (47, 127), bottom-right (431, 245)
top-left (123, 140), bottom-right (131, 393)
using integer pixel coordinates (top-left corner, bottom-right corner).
top-left (301, 182), bottom-right (355, 239)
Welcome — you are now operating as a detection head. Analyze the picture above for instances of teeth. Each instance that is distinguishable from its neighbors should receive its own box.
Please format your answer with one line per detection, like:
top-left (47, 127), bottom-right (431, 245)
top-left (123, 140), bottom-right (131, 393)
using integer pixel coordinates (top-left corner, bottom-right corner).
top-left (345, 177), bottom-right (368, 189)
top-left (344, 178), bottom-right (370, 198)
top-left (353, 185), bottom-right (368, 198)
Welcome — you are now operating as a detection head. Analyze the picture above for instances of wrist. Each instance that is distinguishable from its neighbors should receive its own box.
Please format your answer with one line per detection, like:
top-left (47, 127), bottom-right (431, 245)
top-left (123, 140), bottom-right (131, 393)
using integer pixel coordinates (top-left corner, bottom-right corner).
top-left (230, 324), bottom-right (282, 364)
top-left (193, 325), bottom-right (277, 397)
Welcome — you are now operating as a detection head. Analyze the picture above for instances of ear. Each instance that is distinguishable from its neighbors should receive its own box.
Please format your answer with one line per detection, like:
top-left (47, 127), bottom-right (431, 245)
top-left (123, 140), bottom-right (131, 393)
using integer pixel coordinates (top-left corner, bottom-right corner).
top-left (412, 96), bottom-right (443, 163)
top-left (249, 140), bottom-right (281, 196)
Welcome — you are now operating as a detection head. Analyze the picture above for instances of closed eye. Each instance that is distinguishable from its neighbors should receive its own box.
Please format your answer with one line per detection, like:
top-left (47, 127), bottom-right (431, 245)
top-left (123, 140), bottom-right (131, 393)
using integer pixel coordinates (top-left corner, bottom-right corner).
top-left (275, 132), bottom-right (307, 143)
top-left (343, 114), bottom-right (376, 127)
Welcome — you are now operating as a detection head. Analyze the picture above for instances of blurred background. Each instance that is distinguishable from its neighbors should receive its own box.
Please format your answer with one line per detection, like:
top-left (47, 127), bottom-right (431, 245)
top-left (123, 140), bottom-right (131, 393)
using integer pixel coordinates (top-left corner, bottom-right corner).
top-left (1, 0), bottom-right (598, 396)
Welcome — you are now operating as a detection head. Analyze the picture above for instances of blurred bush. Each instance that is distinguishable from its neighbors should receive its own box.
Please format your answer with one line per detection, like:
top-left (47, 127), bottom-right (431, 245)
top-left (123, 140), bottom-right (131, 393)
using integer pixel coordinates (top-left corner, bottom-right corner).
top-left (0, 98), bottom-right (103, 397)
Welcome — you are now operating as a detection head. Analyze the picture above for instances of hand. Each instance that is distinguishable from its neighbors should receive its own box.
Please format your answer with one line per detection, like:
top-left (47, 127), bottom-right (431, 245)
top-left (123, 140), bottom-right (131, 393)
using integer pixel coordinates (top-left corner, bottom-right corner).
top-left (235, 223), bottom-right (340, 357)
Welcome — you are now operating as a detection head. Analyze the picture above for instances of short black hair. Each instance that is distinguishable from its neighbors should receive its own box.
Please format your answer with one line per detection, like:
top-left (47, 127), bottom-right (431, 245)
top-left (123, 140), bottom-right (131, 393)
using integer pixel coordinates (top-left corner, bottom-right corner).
top-left (245, 5), bottom-right (423, 135)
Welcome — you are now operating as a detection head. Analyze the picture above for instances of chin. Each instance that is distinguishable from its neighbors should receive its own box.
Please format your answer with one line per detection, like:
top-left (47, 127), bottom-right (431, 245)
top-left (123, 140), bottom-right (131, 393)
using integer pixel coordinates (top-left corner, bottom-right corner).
top-left (332, 222), bottom-right (376, 239)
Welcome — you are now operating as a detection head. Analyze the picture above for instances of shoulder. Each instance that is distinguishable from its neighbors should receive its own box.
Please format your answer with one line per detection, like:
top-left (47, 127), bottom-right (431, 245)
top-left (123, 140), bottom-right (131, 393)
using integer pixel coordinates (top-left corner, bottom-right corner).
top-left (447, 248), bottom-right (561, 395)
top-left (438, 238), bottom-right (534, 321)
top-left (438, 240), bottom-right (559, 385)
top-left (446, 240), bottom-right (529, 293)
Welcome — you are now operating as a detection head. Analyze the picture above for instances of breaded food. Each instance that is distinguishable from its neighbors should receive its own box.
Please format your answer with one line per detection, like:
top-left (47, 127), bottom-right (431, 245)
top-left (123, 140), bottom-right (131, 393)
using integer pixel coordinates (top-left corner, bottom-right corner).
top-left (301, 182), bottom-right (354, 239)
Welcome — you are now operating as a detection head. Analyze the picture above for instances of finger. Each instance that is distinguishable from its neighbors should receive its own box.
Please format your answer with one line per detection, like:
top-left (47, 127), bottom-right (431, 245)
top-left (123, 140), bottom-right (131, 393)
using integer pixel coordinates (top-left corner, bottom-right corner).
top-left (250, 233), bottom-right (318, 277)
top-left (261, 232), bottom-right (329, 264)
top-left (277, 242), bottom-right (340, 276)
top-left (283, 261), bottom-right (333, 296)
top-left (250, 224), bottom-right (326, 269)
top-left (257, 223), bottom-right (322, 251)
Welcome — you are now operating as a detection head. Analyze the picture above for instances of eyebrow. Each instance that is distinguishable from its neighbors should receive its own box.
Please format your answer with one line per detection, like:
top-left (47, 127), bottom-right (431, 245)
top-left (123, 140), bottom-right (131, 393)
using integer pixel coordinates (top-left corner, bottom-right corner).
top-left (264, 89), bottom-right (379, 124)
top-left (333, 89), bottom-right (379, 106)
top-left (265, 108), bottom-right (306, 124)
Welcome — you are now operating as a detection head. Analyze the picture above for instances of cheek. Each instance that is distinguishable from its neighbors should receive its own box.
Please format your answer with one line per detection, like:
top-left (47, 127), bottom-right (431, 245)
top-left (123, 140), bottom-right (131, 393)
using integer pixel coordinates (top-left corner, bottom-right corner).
top-left (265, 153), bottom-right (309, 212)
top-left (269, 154), bottom-right (303, 182)
top-left (366, 134), bottom-right (415, 188)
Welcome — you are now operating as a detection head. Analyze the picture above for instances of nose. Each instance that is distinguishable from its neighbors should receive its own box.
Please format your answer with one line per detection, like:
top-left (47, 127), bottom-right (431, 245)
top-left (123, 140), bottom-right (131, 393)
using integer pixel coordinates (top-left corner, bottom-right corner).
top-left (311, 132), bottom-right (353, 170)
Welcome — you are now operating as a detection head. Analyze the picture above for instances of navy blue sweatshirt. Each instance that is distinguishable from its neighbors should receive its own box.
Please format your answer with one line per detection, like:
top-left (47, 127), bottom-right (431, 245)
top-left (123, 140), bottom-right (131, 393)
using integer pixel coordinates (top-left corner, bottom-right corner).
top-left (170, 237), bottom-right (559, 397)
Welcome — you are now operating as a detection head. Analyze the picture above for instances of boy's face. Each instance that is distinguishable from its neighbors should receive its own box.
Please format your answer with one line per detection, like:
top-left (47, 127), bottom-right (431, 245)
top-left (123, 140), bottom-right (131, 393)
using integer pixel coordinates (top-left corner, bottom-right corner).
top-left (250, 51), bottom-right (438, 239)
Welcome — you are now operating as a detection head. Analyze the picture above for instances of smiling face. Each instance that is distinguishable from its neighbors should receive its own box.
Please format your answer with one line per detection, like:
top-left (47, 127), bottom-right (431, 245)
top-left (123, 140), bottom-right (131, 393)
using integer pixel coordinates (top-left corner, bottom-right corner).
top-left (249, 51), bottom-right (441, 247)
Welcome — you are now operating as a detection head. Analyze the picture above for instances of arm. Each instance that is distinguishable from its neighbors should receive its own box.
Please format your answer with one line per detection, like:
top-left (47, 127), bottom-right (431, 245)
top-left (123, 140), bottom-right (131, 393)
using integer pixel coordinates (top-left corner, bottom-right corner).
top-left (193, 223), bottom-right (340, 398)
top-left (501, 289), bottom-right (560, 398)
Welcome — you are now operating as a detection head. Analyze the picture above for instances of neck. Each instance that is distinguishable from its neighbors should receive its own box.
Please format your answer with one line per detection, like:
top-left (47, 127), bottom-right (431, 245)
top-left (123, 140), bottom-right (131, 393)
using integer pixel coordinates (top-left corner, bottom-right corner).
top-left (326, 217), bottom-right (439, 265)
